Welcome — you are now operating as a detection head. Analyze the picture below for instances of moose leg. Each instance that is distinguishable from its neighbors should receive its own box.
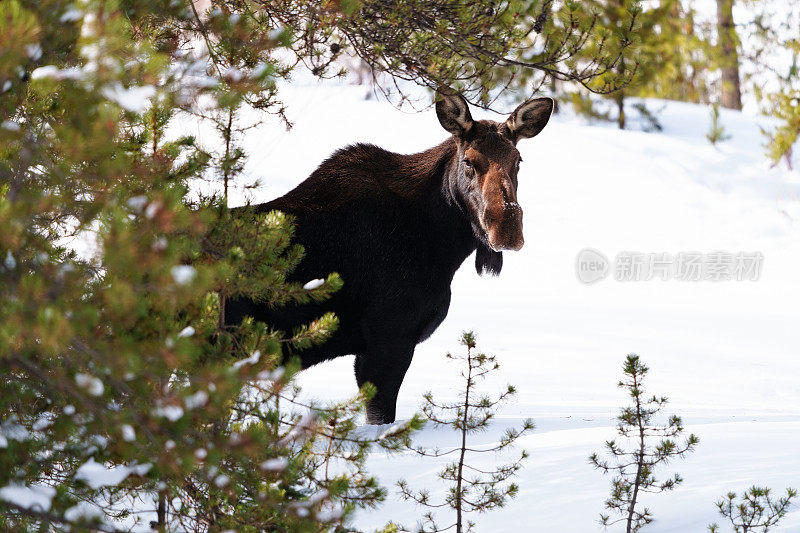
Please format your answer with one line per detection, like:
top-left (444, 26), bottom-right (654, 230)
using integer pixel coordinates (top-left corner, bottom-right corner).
top-left (354, 343), bottom-right (415, 425)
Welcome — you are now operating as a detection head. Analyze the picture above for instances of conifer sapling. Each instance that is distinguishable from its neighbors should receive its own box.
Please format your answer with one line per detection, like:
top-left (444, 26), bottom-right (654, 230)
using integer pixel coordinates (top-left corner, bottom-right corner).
top-left (708, 486), bottom-right (797, 533)
top-left (397, 332), bottom-right (534, 533)
top-left (590, 354), bottom-right (699, 533)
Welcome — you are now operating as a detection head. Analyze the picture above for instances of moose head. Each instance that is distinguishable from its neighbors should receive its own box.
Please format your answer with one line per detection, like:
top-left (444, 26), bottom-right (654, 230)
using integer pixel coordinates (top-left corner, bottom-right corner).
top-left (436, 90), bottom-right (554, 268)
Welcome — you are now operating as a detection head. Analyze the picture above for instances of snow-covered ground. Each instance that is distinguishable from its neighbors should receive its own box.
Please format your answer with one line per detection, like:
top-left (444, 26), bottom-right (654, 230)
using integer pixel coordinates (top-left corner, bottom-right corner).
top-left (179, 79), bottom-right (800, 532)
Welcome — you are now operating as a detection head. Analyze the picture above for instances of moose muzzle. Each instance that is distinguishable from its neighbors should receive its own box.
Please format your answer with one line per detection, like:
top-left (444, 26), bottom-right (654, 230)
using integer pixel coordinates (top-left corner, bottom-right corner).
top-left (481, 175), bottom-right (524, 252)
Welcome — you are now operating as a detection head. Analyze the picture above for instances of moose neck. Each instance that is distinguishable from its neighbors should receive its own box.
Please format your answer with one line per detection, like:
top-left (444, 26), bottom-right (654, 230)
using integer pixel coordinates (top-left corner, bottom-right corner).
top-left (413, 137), bottom-right (482, 266)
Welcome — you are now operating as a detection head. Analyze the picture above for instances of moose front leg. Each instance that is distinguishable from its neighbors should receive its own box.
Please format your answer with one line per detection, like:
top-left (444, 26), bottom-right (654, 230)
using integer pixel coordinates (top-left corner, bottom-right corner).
top-left (354, 343), bottom-right (415, 425)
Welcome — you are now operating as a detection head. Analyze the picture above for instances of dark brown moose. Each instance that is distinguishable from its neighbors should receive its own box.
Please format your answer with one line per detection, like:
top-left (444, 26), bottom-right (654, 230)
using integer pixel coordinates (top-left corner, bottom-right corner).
top-left (226, 91), bottom-right (554, 424)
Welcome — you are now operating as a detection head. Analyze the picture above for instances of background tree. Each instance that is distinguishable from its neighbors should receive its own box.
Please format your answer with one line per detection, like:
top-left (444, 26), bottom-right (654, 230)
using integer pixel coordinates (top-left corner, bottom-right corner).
top-left (716, 0), bottom-right (742, 110)
top-left (637, 0), bottom-right (712, 105)
top-left (741, 1), bottom-right (800, 166)
top-left (397, 332), bottom-right (535, 533)
top-left (557, 0), bottom-right (711, 130)
top-left (590, 354), bottom-right (699, 533)
top-left (708, 486), bottom-right (797, 533)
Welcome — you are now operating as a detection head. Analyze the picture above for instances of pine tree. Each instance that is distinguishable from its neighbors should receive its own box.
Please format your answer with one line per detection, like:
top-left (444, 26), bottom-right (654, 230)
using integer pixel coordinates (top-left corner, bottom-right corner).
top-left (499, 0), bottom-right (642, 102)
top-left (397, 332), bottom-right (534, 533)
top-left (764, 91), bottom-right (800, 168)
top-left (559, 0), bottom-right (698, 130)
top-left (636, 0), bottom-right (713, 105)
top-left (555, 0), bottom-right (725, 129)
top-left (0, 1), bottom-right (428, 530)
top-left (708, 486), bottom-right (797, 533)
top-left (744, 2), bottom-right (800, 167)
top-left (716, 0), bottom-right (742, 110)
top-left (590, 354), bottom-right (699, 533)
top-left (707, 103), bottom-right (731, 145)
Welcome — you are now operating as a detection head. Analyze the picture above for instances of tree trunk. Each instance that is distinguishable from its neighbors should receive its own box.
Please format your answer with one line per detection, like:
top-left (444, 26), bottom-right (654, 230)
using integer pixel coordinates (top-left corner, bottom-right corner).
top-left (455, 350), bottom-right (474, 533)
top-left (156, 491), bottom-right (166, 530)
top-left (615, 58), bottom-right (626, 129)
top-left (716, 0), bottom-right (742, 110)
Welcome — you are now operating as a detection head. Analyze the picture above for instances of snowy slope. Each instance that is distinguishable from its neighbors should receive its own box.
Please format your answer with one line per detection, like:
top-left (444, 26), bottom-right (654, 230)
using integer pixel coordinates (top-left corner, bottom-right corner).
top-left (177, 80), bottom-right (800, 532)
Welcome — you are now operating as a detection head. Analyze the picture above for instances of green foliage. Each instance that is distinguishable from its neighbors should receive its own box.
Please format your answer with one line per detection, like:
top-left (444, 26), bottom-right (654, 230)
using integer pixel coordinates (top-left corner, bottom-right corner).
top-left (558, 0), bottom-right (715, 129)
top-left (0, 0), bottom-right (428, 530)
top-left (496, 0), bottom-right (641, 100)
top-left (590, 354), bottom-right (699, 533)
top-left (707, 103), bottom-right (732, 145)
top-left (708, 486), bottom-right (797, 533)
top-left (258, 0), bottom-right (640, 106)
top-left (397, 332), bottom-right (534, 533)
top-left (726, 1), bottom-right (799, 164)
top-left (554, 0), bottom-right (675, 128)
top-left (763, 90), bottom-right (800, 168)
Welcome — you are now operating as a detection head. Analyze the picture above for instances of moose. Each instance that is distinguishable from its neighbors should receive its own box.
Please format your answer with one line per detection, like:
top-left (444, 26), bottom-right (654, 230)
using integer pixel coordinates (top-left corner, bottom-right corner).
top-left (226, 91), bottom-right (554, 424)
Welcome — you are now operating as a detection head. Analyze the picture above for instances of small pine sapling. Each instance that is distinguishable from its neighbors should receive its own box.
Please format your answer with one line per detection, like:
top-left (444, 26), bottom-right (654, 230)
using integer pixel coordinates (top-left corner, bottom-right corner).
top-left (707, 103), bottom-right (732, 145)
top-left (397, 332), bottom-right (534, 533)
top-left (590, 354), bottom-right (699, 533)
top-left (708, 486), bottom-right (797, 533)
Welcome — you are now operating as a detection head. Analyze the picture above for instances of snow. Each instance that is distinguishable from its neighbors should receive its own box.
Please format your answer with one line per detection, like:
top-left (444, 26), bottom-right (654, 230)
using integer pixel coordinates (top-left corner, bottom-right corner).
top-left (31, 414), bottom-right (53, 432)
top-left (177, 326), bottom-right (195, 338)
top-left (173, 77), bottom-right (800, 531)
top-left (121, 424), bottom-right (135, 442)
top-left (0, 484), bottom-right (56, 512)
top-left (30, 65), bottom-right (85, 82)
top-left (184, 390), bottom-right (208, 409)
top-left (232, 349), bottom-right (261, 369)
top-left (64, 501), bottom-right (105, 522)
top-left (153, 404), bottom-right (184, 422)
top-left (1, 120), bottom-right (20, 132)
top-left (303, 278), bottom-right (325, 290)
top-left (126, 195), bottom-right (148, 212)
top-left (260, 457), bottom-right (288, 471)
top-left (24, 43), bottom-right (42, 61)
top-left (144, 200), bottom-right (162, 220)
top-left (170, 265), bottom-right (196, 286)
top-left (74, 458), bottom-right (152, 489)
top-left (101, 83), bottom-right (155, 113)
top-left (4, 250), bottom-right (16, 269)
top-left (60, 7), bottom-right (83, 23)
top-left (30, 65), bottom-right (60, 80)
top-left (257, 367), bottom-right (285, 382)
top-left (74, 372), bottom-right (104, 396)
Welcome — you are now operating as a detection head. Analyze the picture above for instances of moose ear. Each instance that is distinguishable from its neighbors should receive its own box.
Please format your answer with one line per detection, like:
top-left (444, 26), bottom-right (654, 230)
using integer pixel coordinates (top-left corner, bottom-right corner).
top-left (505, 97), bottom-right (554, 142)
top-left (436, 90), bottom-right (474, 137)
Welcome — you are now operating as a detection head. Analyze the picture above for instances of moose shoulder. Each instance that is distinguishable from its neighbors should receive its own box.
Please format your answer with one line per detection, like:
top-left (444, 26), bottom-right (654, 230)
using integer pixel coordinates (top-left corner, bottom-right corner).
top-left (225, 91), bottom-right (554, 424)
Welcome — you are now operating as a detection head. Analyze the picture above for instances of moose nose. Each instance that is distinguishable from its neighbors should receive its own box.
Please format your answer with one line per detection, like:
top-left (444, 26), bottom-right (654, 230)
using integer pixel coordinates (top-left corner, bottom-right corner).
top-left (486, 203), bottom-right (524, 251)
top-left (487, 226), bottom-right (524, 251)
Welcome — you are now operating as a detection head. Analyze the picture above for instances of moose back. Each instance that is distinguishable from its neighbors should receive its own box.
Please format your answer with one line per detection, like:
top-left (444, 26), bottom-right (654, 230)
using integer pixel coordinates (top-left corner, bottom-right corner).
top-left (226, 91), bottom-right (554, 424)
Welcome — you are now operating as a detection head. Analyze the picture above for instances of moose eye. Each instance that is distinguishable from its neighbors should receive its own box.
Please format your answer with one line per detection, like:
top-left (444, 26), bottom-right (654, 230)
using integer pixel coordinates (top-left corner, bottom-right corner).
top-left (463, 159), bottom-right (473, 170)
